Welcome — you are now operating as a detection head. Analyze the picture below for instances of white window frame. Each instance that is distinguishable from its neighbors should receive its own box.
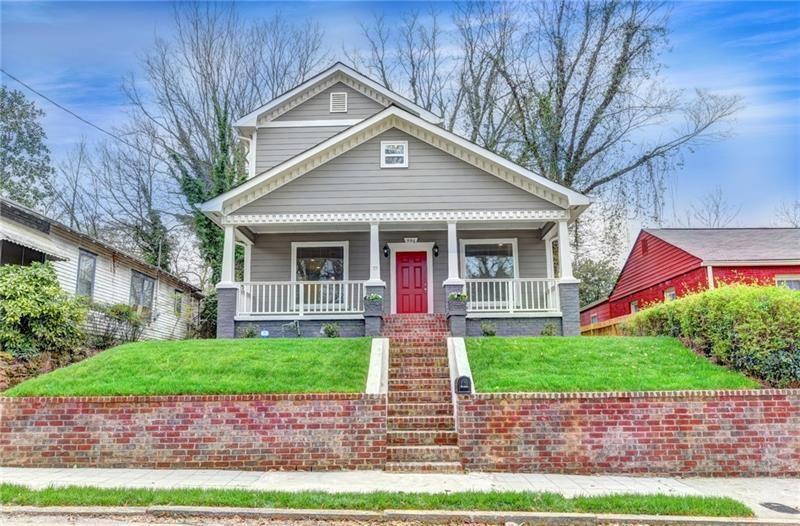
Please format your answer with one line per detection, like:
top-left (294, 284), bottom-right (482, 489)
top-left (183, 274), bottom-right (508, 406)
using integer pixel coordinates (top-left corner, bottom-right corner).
top-left (664, 287), bottom-right (677, 301)
top-left (380, 140), bottom-right (408, 168)
top-left (776, 275), bottom-right (800, 289)
top-left (290, 241), bottom-right (349, 282)
top-left (329, 92), bottom-right (348, 113)
top-left (459, 238), bottom-right (520, 280)
top-left (75, 248), bottom-right (97, 298)
top-left (630, 300), bottom-right (639, 313)
top-left (590, 314), bottom-right (599, 324)
top-left (129, 270), bottom-right (156, 320)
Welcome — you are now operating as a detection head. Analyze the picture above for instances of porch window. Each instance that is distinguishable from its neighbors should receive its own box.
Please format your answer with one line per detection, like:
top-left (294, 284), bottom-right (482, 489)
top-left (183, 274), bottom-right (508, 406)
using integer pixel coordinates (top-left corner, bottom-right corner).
top-left (130, 270), bottom-right (155, 320)
top-left (461, 239), bottom-right (518, 279)
top-left (292, 242), bottom-right (349, 308)
top-left (380, 141), bottom-right (408, 168)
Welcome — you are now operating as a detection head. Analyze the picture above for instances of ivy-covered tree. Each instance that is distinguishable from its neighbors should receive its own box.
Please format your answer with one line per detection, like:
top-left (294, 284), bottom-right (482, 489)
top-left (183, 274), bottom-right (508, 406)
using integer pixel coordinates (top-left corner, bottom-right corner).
top-left (175, 102), bottom-right (246, 283)
top-left (0, 86), bottom-right (55, 208)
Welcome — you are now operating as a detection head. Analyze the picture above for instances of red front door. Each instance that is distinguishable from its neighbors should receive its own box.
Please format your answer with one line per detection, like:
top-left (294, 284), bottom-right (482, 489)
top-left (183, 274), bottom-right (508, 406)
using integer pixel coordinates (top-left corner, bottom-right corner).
top-left (396, 251), bottom-right (428, 313)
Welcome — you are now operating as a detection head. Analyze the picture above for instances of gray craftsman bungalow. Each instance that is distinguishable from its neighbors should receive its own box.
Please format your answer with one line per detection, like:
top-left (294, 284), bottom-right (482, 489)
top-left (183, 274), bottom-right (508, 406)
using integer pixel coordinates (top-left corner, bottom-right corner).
top-left (202, 63), bottom-right (590, 338)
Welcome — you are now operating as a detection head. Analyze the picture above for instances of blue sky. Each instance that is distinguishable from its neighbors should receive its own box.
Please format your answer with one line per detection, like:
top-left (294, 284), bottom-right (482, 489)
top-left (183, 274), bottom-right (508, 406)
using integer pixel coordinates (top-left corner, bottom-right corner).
top-left (1, 1), bottom-right (798, 225)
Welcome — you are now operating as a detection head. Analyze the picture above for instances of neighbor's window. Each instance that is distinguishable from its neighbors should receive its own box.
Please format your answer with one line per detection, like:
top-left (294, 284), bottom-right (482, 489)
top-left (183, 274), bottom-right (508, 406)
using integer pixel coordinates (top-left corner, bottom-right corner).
top-left (590, 314), bottom-right (599, 324)
top-left (75, 249), bottom-right (97, 298)
top-left (664, 287), bottom-right (677, 301)
top-left (380, 141), bottom-right (408, 168)
top-left (174, 289), bottom-right (183, 316)
top-left (462, 240), bottom-right (517, 280)
top-left (294, 243), bottom-right (347, 282)
top-left (130, 270), bottom-right (155, 320)
top-left (776, 275), bottom-right (800, 291)
top-left (630, 300), bottom-right (639, 313)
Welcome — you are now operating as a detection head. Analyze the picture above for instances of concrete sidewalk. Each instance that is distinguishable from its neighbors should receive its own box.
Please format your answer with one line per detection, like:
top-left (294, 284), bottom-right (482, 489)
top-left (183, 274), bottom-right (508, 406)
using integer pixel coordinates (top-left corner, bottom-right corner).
top-left (1, 467), bottom-right (798, 519)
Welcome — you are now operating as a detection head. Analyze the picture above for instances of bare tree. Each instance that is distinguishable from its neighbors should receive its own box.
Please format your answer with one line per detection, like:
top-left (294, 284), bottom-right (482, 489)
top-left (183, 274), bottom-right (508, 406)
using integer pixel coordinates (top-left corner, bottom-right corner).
top-left (490, 0), bottom-right (740, 199)
top-left (775, 200), bottom-right (800, 227)
top-left (49, 139), bottom-right (103, 237)
top-left (688, 186), bottom-right (741, 228)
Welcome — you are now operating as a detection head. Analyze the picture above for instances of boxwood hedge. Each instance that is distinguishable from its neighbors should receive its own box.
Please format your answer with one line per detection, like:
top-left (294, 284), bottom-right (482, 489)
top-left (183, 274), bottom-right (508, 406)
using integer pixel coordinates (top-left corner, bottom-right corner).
top-left (624, 285), bottom-right (800, 387)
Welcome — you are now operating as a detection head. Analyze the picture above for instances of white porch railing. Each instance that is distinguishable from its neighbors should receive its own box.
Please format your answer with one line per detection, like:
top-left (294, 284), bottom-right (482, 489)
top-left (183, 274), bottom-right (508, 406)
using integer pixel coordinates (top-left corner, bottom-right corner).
top-left (464, 278), bottom-right (560, 313)
top-left (237, 281), bottom-right (366, 316)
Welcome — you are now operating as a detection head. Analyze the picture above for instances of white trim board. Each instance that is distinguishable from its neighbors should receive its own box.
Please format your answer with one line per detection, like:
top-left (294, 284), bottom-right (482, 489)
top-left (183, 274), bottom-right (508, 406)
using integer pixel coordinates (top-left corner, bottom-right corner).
top-left (222, 210), bottom-right (569, 226)
top-left (202, 106), bottom-right (589, 216)
top-left (234, 62), bottom-right (442, 127)
top-left (258, 119), bottom-right (362, 128)
top-left (388, 242), bottom-right (435, 315)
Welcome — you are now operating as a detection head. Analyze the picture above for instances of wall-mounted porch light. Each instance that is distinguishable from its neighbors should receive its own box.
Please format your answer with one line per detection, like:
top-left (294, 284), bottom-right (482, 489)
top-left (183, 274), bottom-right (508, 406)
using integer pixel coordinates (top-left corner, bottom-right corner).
top-left (433, 243), bottom-right (440, 257)
top-left (383, 243), bottom-right (390, 258)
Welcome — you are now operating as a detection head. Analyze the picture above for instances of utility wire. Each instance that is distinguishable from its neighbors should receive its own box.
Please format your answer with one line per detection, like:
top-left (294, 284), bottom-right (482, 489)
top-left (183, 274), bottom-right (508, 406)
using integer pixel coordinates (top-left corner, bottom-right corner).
top-left (1, 68), bottom-right (183, 163)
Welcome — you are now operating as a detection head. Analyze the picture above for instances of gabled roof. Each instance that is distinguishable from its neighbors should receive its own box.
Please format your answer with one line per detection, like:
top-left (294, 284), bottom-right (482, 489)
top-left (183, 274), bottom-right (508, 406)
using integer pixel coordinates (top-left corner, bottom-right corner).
top-left (234, 62), bottom-right (443, 127)
top-left (203, 106), bottom-right (591, 216)
top-left (645, 228), bottom-right (800, 264)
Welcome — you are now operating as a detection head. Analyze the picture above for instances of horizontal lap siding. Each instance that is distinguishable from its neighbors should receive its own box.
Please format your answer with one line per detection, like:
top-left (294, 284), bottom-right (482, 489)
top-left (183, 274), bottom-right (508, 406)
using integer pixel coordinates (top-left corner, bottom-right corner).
top-left (713, 265), bottom-right (800, 286)
top-left (49, 230), bottom-right (195, 340)
top-left (608, 267), bottom-right (708, 320)
top-left (251, 229), bottom-right (547, 314)
top-left (235, 130), bottom-right (558, 215)
top-left (610, 231), bottom-right (702, 301)
top-left (274, 82), bottom-right (384, 121)
top-left (255, 126), bottom-right (348, 174)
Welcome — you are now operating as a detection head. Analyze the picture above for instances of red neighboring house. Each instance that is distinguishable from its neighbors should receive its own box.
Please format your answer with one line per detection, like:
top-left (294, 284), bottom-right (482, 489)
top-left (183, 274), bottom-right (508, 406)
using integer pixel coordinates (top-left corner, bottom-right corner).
top-left (581, 228), bottom-right (800, 327)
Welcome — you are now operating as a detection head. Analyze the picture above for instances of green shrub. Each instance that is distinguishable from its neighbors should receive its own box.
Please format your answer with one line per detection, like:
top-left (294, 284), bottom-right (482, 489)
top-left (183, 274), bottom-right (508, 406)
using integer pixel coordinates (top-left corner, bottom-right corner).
top-left (90, 302), bottom-right (145, 348)
top-left (539, 322), bottom-right (558, 336)
top-left (625, 285), bottom-right (800, 387)
top-left (0, 263), bottom-right (86, 359)
top-left (322, 322), bottom-right (340, 338)
top-left (480, 321), bottom-right (496, 336)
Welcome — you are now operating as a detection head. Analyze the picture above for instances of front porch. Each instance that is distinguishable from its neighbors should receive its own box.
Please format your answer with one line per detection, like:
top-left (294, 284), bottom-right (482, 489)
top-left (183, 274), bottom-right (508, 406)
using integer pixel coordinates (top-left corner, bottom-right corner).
top-left (215, 211), bottom-right (580, 338)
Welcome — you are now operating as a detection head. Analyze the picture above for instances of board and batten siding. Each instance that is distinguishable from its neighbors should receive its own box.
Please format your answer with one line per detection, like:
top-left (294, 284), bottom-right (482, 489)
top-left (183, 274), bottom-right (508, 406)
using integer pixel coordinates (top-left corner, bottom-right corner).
top-left (273, 82), bottom-right (385, 121)
top-left (234, 130), bottom-right (561, 216)
top-left (250, 229), bottom-right (547, 314)
top-left (48, 229), bottom-right (197, 340)
top-left (255, 126), bottom-right (348, 175)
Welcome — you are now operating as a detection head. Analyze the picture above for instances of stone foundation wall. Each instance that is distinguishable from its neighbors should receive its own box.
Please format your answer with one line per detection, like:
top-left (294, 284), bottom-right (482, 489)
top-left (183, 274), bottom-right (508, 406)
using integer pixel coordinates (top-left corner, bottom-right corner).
top-left (457, 389), bottom-right (800, 476)
top-left (0, 394), bottom-right (386, 470)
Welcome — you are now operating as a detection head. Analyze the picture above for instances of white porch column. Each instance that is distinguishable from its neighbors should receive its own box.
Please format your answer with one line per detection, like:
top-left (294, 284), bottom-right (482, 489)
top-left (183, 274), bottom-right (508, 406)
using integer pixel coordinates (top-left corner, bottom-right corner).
top-left (443, 221), bottom-right (464, 286)
top-left (243, 242), bottom-right (252, 283)
top-left (220, 224), bottom-right (237, 284)
top-left (545, 237), bottom-right (555, 279)
top-left (366, 222), bottom-right (385, 286)
top-left (557, 219), bottom-right (574, 280)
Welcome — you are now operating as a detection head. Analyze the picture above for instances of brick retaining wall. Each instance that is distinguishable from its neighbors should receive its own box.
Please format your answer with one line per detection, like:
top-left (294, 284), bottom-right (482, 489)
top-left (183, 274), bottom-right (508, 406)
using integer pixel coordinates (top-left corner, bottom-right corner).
top-left (457, 389), bottom-right (800, 476)
top-left (0, 394), bottom-right (386, 470)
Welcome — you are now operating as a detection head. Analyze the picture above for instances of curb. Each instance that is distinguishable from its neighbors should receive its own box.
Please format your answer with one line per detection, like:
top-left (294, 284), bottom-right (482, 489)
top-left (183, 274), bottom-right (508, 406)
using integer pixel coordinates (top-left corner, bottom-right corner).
top-left (3, 505), bottom-right (800, 525)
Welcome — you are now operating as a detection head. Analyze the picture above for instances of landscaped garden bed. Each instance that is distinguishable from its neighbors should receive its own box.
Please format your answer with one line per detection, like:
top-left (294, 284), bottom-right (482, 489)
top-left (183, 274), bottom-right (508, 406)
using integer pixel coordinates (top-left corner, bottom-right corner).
top-left (0, 484), bottom-right (753, 517)
top-left (466, 336), bottom-right (758, 392)
top-left (4, 338), bottom-right (372, 397)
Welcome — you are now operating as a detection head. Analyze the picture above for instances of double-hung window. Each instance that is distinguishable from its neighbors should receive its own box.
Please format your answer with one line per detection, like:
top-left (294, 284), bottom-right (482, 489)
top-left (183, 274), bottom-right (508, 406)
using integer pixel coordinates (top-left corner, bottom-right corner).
top-left (174, 290), bottom-right (183, 317)
top-left (292, 242), bottom-right (348, 308)
top-left (664, 287), bottom-right (677, 301)
top-left (76, 249), bottom-right (97, 298)
top-left (130, 271), bottom-right (155, 320)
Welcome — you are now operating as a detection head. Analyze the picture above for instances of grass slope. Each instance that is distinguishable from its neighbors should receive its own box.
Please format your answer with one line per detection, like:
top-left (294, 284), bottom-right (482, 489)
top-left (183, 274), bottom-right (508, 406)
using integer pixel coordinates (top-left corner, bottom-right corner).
top-left (4, 338), bottom-right (372, 396)
top-left (0, 485), bottom-right (753, 517)
top-left (467, 336), bottom-right (759, 392)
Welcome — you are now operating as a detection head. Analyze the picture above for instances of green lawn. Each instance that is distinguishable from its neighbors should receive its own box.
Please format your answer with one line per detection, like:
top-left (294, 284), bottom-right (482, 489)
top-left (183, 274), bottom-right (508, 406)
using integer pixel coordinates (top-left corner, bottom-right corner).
top-left (467, 336), bottom-right (759, 392)
top-left (0, 485), bottom-right (753, 517)
top-left (4, 338), bottom-right (372, 396)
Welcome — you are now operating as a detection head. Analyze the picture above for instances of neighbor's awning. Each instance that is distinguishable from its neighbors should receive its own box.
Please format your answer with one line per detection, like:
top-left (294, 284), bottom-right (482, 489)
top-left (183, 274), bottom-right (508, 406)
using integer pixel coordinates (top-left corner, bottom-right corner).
top-left (0, 220), bottom-right (70, 261)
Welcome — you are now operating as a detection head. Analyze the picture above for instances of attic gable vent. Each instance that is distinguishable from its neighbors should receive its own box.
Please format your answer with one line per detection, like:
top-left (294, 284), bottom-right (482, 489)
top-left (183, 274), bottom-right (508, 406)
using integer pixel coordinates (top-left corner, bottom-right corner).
top-left (329, 92), bottom-right (348, 113)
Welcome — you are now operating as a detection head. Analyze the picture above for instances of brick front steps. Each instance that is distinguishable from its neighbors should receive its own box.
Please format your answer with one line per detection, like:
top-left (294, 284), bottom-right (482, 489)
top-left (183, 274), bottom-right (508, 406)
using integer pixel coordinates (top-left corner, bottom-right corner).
top-left (383, 314), bottom-right (462, 473)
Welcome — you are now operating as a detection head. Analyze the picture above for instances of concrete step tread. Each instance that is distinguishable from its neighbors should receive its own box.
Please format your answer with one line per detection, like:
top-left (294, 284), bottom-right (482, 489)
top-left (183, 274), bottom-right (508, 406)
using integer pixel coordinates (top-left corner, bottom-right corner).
top-left (385, 461), bottom-right (463, 473)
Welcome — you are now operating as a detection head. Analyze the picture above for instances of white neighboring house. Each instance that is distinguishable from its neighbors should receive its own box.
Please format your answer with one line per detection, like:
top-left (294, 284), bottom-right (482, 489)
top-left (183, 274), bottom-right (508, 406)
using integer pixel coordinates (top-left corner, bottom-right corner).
top-left (1, 197), bottom-right (202, 340)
